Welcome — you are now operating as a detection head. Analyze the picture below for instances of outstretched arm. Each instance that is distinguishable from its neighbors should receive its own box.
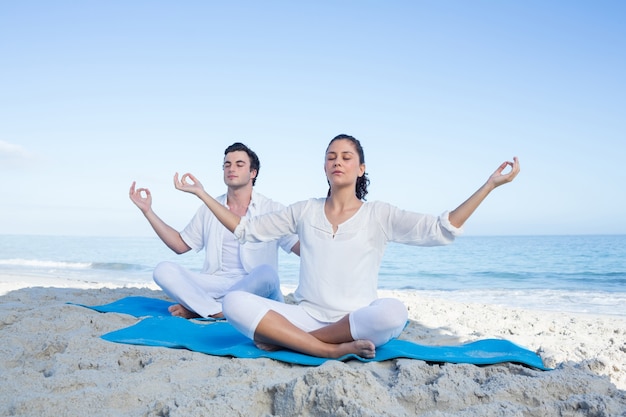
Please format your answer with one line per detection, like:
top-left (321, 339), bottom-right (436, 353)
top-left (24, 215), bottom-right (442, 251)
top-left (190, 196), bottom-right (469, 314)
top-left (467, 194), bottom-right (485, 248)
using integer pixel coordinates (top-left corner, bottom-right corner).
top-left (448, 157), bottom-right (520, 229)
top-left (129, 181), bottom-right (191, 254)
top-left (173, 173), bottom-right (241, 233)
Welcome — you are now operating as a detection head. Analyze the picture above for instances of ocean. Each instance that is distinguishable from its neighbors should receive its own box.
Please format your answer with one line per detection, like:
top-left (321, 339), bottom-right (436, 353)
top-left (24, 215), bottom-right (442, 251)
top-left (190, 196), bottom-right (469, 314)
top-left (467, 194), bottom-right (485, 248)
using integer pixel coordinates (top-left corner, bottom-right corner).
top-left (1, 234), bottom-right (625, 317)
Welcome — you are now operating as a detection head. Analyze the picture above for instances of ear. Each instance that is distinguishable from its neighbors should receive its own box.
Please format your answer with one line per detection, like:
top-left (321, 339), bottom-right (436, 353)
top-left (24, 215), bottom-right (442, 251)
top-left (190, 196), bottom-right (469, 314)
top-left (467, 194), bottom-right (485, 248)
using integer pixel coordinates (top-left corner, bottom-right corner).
top-left (250, 169), bottom-right (258, 179)
top-left (359, 163), bottom-right (366, 177)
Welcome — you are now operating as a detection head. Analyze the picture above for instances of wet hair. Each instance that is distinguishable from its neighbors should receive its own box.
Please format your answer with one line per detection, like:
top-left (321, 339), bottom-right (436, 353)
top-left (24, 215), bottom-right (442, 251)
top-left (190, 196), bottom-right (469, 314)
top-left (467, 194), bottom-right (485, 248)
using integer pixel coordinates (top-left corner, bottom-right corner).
top-left (326, 134), bottom-right (370, 200)
top-left (224, 142), bottom-right (260, 186)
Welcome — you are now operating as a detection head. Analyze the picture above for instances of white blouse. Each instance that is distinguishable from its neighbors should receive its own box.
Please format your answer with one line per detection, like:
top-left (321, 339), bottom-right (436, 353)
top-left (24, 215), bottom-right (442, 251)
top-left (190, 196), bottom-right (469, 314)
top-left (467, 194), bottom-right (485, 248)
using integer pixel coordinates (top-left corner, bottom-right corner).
top-left (235, 198), bottom-right (462, 322)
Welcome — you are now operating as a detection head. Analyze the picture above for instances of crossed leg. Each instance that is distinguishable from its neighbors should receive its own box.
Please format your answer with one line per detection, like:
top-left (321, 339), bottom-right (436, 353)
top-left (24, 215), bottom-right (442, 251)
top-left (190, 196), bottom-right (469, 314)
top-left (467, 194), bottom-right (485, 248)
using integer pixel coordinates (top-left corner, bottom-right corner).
top-left (254, 310), bottom-right (376, 359)
top-left (223, 291), bottom-right (407, 359)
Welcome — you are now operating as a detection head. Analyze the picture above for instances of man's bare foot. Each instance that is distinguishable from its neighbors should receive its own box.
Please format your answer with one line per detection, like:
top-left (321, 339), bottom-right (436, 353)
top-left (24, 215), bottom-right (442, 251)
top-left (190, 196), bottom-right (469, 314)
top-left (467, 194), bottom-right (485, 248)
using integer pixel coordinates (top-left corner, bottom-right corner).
top-left (210, 312), bottom-right (224, 319)
top-left (334, 339), bottom-right (376, 359)
top-left (168, 304), bottom-right (201, 319)
top-left (255, 341), bottom-right (282, 352)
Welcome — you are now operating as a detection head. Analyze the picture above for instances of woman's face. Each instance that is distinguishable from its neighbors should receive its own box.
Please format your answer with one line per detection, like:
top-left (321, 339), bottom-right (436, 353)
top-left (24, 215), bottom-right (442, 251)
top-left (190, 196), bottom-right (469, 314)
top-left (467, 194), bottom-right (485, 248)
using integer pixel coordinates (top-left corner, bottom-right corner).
top-left (325, 139), bottom-right (365, 188)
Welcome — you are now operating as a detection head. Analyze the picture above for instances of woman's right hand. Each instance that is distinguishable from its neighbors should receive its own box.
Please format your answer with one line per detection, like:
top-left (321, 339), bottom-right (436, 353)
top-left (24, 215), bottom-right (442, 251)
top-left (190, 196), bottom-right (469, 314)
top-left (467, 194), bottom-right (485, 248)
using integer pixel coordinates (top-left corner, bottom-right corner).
top-left (174, 172), bottom-right (205, 196)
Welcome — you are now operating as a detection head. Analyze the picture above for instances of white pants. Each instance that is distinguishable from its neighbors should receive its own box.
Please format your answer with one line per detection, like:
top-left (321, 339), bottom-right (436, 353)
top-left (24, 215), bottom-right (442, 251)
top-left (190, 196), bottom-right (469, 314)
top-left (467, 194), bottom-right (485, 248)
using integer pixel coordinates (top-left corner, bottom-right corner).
top-left (222, 290), bottom-right (408, 346)
top-left (153, 262), bottom-right (284, 317)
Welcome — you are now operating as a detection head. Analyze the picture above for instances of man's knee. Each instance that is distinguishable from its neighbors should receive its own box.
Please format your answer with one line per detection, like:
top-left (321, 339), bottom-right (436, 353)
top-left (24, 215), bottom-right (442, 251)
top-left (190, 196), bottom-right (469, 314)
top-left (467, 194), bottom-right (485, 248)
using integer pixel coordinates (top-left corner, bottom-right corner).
top-left (153, 261), bottom-right (180, 287)
top-left (253, 264), bottom-right (279, 282)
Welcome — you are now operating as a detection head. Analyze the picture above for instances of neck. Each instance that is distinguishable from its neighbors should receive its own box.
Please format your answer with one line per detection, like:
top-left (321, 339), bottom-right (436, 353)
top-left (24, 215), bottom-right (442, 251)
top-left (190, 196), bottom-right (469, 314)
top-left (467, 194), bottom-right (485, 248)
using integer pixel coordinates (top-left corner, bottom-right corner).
top-left (226, 185), bottom-right (253, 214)
top-left (326, 186), bottom-right (360, 208)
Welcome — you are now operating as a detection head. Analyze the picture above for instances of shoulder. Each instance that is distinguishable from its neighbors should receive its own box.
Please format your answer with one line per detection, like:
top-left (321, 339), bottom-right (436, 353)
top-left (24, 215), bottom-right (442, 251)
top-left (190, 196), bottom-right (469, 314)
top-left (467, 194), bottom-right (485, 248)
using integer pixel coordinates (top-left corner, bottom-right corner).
top-left (194, 193), bottom-right (227, 217)
top-left (215, 193), bottom-right (228, 204)
top-left (281, 198), bottom-right (324, 219)
top-left (295, 198), bottom-right (325, 210)
top-left (251, 191), bottom-right (286, 211)
top-left (361, 200), bottom-right (394, 213)
top-left (359, 200), bottom-right (410, 222)
top-left (306, 197), bottom-right (325, 206)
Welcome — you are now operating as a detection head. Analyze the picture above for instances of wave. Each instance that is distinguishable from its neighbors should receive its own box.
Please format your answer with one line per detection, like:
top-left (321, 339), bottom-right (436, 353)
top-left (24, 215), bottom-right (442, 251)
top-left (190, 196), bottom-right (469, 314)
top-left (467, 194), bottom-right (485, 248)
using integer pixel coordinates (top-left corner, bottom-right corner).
top-left (91, 262), bottom-right (146, 271)
top-left (0, 259), bottom-right (146, 272)
top-left (402, 288), bottom-right (626, 317)
top-left (0, 258), bottom-right (92, 269)
top-left (379, 269), bottom-right (626, 292)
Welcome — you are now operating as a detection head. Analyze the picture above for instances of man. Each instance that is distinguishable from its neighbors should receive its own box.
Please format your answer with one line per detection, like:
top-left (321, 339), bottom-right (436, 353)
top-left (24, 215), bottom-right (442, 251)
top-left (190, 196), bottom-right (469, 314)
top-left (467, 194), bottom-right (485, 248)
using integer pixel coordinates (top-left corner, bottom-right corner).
top-left (129, 142), bottom-right (299, 318)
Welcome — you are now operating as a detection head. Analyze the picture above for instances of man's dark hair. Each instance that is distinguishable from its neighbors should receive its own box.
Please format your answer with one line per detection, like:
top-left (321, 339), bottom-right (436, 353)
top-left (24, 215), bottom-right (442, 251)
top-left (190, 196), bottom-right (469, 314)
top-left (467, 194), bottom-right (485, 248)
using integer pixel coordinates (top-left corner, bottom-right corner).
top-left (224, 142), bottom-right (260, 186)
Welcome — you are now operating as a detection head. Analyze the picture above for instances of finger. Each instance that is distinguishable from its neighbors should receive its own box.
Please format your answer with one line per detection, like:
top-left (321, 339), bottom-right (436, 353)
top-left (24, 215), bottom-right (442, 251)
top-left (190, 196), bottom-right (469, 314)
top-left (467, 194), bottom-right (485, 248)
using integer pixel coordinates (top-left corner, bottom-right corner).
top-left (182, 173), bottom-right (193, 185)
top-left (129, 181), bottom-right (136, 194)
top-left (494, 161), bottom-right (508, 176)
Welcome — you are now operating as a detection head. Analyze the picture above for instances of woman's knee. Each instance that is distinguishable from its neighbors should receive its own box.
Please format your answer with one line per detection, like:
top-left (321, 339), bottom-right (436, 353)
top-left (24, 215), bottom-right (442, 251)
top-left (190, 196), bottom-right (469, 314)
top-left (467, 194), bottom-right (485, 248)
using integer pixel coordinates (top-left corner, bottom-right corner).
top-left (381, 298), bottom-right (409, 329)
top-left (350, 298), bottom-right (408, 345)
top-left (223, 291), bottom-right (271, 317)
top-left (222, 291), bottom-right (253, 321)
top-left (222, 291), bottom-right (269, 339)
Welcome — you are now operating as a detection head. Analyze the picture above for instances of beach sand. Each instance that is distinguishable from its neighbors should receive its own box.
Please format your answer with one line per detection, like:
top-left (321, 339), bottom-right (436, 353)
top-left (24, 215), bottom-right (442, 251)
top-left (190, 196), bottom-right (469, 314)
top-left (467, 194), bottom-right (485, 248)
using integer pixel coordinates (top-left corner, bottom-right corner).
top-left (1, 278), bottom-right (625, 417)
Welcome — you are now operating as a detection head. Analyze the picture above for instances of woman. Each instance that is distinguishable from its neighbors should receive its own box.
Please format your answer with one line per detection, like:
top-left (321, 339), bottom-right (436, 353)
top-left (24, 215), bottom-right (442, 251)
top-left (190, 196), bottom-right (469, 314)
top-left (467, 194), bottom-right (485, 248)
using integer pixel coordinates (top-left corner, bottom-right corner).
top-left (174, 134), bottom-right (520, 359)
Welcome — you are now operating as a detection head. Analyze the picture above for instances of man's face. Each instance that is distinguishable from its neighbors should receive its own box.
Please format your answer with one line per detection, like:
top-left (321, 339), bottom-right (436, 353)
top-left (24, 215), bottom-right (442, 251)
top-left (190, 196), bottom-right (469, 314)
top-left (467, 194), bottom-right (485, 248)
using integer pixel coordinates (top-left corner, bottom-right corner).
top-left (223, 150), bottom-right (256, 188)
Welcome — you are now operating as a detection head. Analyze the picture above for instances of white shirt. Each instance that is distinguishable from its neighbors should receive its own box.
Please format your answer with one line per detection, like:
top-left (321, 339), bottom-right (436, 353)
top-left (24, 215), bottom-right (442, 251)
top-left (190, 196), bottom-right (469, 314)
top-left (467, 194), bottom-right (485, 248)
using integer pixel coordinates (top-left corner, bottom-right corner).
top-left (235, 198), bottom-right (462, 322)
top-left (180, 191), bottom-right (298, 275)
top-left (219, 230), bottom-right (247, 278)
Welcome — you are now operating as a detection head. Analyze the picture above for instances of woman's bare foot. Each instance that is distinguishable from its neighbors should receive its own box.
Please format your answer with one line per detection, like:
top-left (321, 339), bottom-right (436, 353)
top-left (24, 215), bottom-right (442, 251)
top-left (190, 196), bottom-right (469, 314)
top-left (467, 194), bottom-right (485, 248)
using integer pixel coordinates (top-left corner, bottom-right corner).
top-left (168, 304), bottom-right (201, 319)
top-left (254, 338), bottom-right (376, 358)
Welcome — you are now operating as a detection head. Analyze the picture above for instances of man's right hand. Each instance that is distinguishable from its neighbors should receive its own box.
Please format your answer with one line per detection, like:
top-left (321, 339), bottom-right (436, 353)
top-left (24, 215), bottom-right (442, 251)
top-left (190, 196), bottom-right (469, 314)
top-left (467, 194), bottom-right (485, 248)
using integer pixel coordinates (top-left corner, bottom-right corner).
top-left (129, 181), bottom-right (152, 213)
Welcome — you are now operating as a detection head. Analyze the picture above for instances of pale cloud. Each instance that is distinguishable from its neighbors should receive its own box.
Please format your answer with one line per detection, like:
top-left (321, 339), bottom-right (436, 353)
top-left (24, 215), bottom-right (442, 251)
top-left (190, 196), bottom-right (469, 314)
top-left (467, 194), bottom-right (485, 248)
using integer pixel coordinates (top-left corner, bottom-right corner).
top-left (0, 140), bottom-right (31, 161)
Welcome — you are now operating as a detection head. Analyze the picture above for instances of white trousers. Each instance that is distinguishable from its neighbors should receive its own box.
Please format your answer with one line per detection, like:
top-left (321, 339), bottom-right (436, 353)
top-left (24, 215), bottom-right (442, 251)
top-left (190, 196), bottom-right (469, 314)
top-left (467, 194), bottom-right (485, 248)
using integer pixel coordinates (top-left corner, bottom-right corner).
top-left (222, 290), bottom-right (408, 346)
top-left (153, 261), bottom-right (284, 317)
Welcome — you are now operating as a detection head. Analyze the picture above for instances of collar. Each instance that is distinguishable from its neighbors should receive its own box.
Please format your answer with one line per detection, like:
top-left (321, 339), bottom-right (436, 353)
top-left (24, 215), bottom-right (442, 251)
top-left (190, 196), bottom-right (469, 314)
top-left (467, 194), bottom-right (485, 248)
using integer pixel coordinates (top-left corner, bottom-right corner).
top-left (219, 191), bottom-right (258, 217)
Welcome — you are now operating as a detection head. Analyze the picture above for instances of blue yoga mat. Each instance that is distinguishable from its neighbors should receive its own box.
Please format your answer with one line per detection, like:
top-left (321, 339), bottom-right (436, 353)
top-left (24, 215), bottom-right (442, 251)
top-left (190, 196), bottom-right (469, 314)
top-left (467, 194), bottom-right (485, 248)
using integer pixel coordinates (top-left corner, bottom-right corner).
top-left (70, 296), bottom-right (175, 317)
top-left (101, 315), bottom-right (549, 370)
top-left (69, 296), bottom-right (222, 321)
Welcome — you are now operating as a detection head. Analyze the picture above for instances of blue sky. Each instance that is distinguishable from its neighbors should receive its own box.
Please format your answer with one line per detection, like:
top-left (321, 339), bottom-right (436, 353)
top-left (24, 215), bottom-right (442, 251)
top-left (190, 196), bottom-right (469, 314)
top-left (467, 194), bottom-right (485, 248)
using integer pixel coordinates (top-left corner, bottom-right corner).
top-left (1, 1), bottom-right (624, 237)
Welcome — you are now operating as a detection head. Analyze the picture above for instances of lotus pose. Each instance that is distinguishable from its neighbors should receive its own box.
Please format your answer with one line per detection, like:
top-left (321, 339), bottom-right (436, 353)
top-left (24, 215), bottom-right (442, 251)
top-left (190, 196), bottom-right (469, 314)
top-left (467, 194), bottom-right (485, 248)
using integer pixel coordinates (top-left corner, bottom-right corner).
top-left (174, 134), bottom-right (520, 358)
top-left (130, 142), bottom-right (299, 319)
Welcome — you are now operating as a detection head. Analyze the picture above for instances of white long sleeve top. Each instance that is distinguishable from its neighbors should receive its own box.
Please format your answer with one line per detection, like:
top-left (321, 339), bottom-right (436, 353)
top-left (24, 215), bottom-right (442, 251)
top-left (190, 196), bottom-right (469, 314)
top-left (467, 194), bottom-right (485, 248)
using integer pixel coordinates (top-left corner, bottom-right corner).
top-left (234, 198), bottom-right (462, 322)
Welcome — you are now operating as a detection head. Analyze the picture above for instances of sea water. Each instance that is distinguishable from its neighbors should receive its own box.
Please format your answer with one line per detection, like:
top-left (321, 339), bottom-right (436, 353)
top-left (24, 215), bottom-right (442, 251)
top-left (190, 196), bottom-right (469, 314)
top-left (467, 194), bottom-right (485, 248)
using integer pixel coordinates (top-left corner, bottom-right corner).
top-left (1, 234), bottom-right (625, 317)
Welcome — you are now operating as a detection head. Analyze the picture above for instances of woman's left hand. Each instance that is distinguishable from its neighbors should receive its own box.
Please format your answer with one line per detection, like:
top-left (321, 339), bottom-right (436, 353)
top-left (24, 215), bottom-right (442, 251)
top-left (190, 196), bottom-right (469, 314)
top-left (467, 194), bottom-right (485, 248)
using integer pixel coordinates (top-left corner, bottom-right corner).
top-left (488, 156), bottom-right (520, 189)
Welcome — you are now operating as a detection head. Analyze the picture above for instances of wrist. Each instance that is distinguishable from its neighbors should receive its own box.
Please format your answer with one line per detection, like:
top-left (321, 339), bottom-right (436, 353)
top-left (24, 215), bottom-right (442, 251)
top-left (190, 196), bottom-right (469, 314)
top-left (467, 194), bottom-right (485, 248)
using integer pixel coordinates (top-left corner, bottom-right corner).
top-left (483, 180), bottom-right (497, 193)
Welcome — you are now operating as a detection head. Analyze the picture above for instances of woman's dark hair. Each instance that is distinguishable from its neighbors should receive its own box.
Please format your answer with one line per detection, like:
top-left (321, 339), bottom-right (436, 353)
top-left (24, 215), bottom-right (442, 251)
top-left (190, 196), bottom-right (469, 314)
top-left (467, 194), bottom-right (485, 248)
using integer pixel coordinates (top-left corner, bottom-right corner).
top-left (326, 134), bottom-right (370, 200)
top-left (224, 142), bottom-right (260, 186)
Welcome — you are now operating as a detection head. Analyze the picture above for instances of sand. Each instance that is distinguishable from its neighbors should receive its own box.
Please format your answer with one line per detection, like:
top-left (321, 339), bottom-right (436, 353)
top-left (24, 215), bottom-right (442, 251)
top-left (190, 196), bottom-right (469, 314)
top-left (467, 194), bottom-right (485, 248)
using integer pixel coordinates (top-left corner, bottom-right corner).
top-left (1, 278), bottom-right (625, 417)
